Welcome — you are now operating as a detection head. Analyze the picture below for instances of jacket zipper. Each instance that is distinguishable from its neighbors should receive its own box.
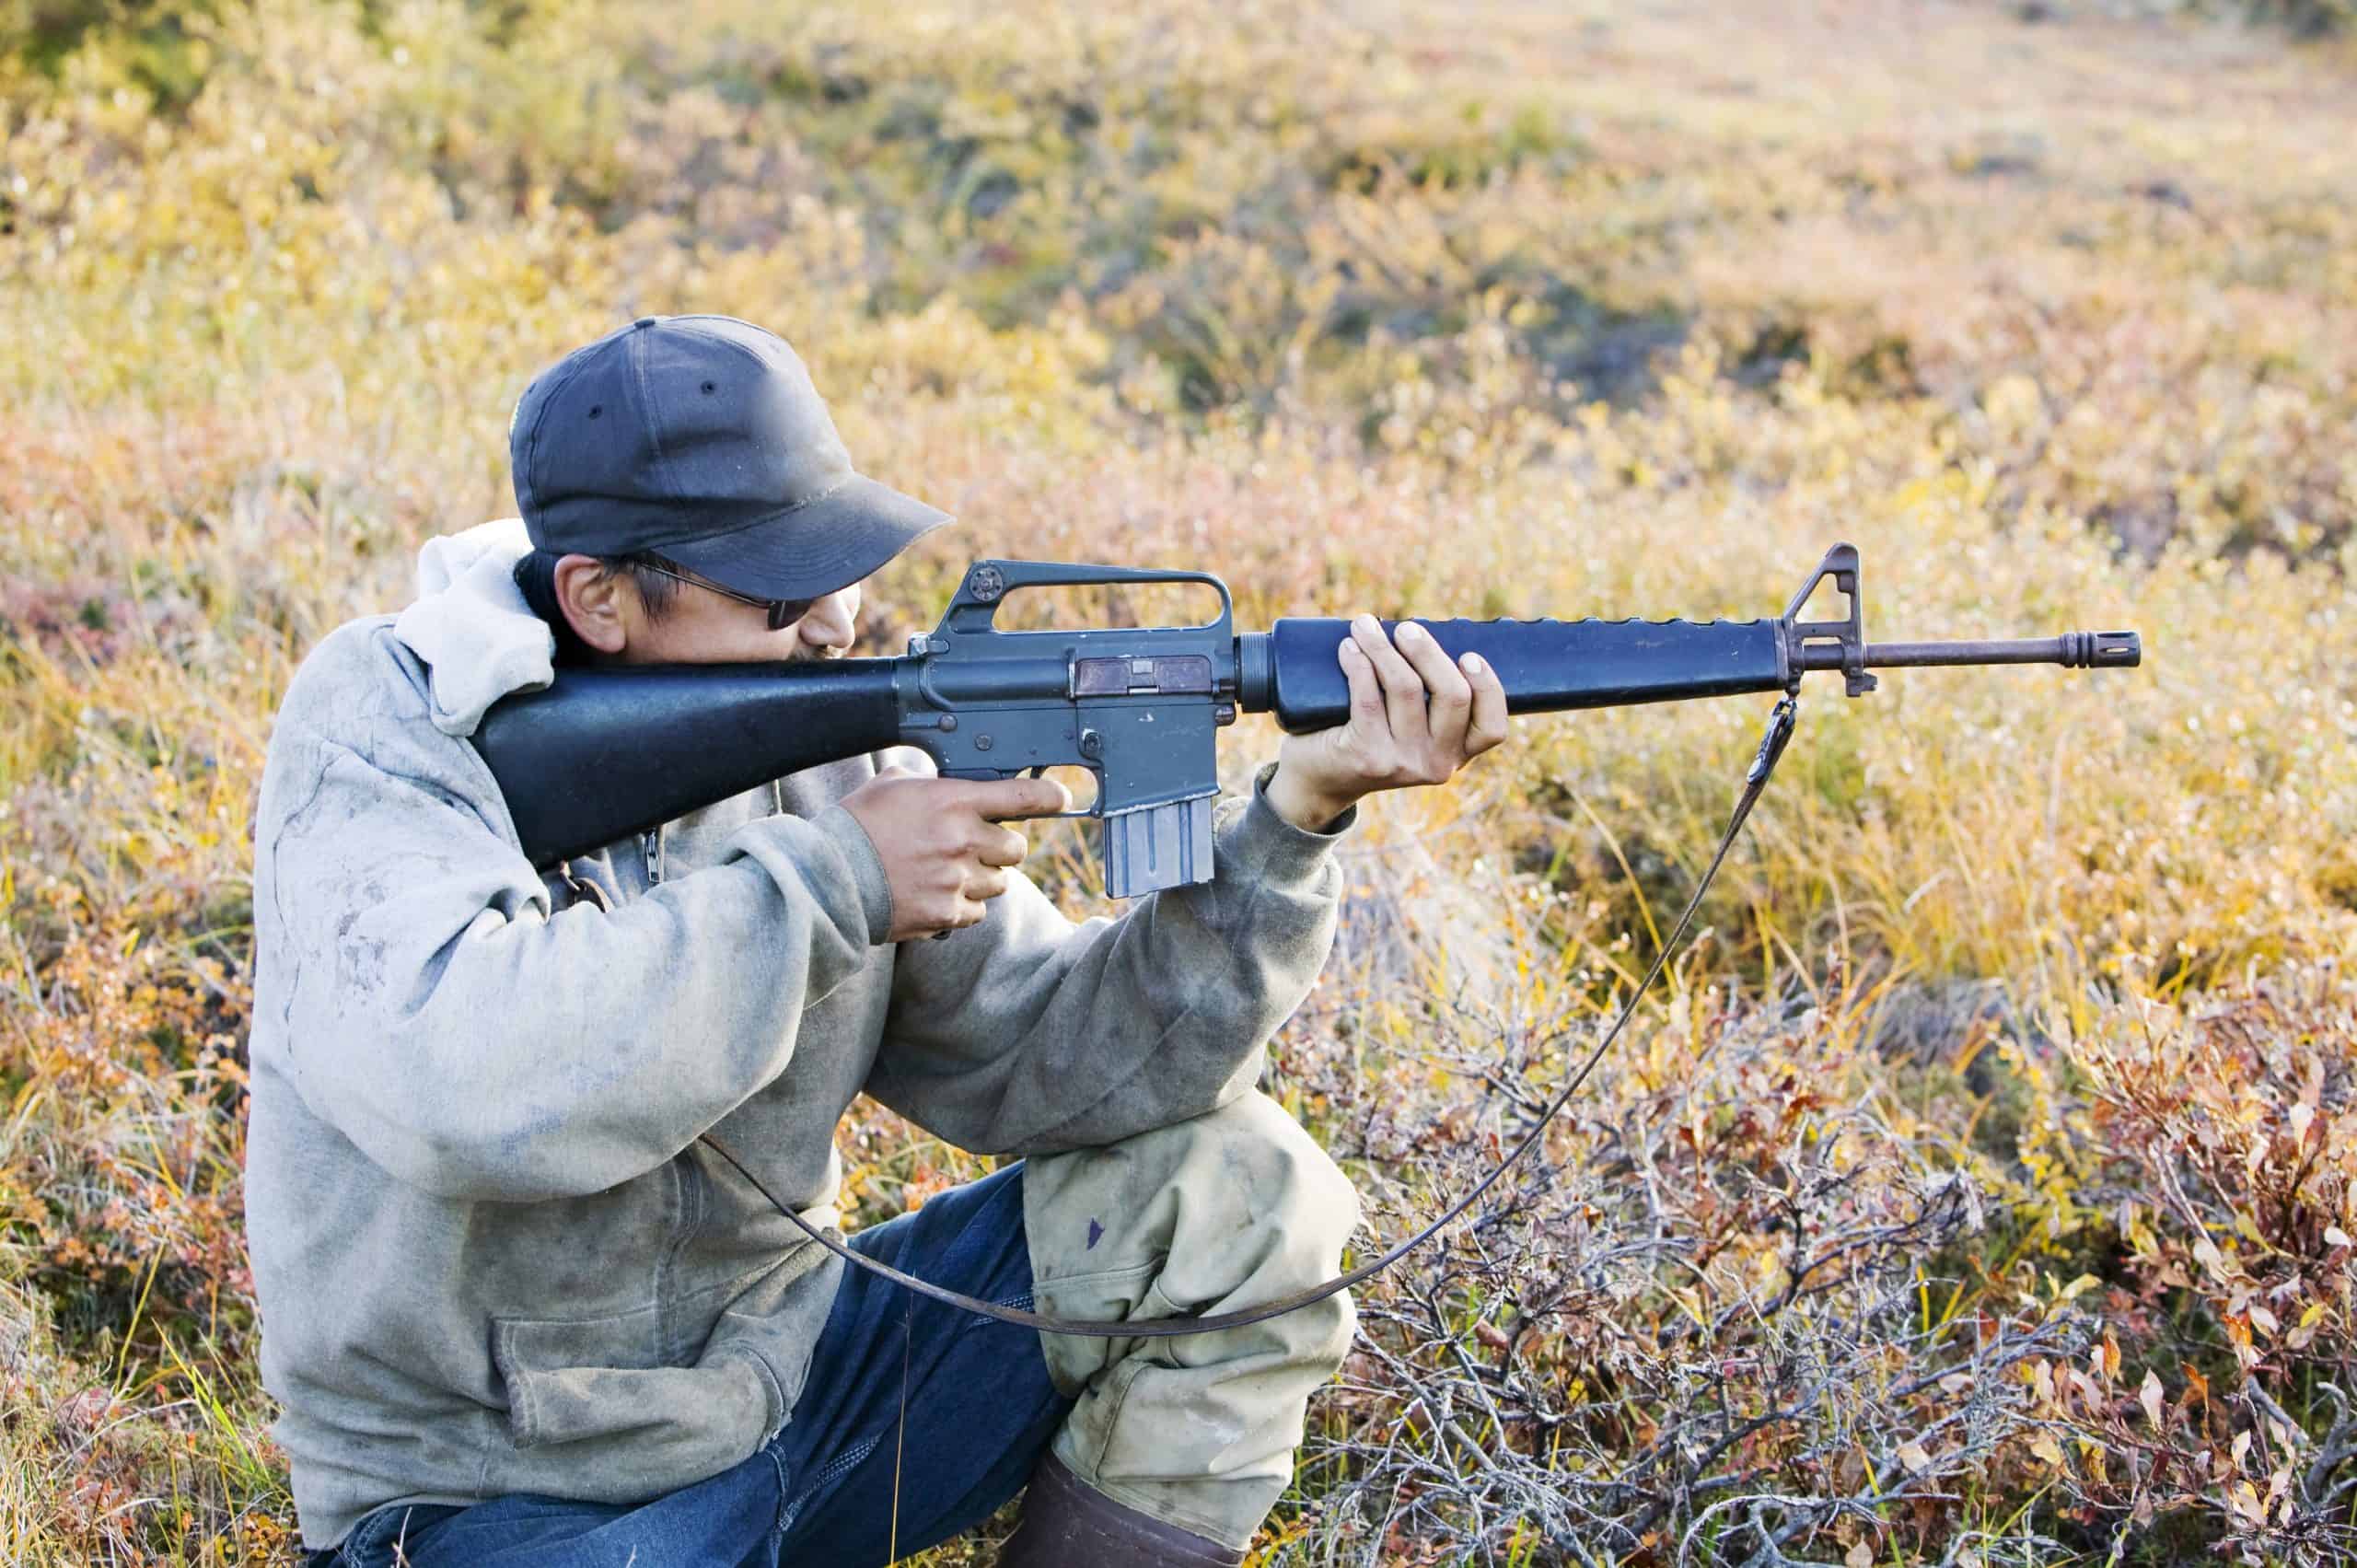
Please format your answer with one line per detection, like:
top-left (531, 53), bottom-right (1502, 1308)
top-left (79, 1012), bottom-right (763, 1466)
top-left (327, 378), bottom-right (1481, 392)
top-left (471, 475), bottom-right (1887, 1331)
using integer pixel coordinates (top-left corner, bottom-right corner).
top-left (657, 1148), bottom-right (706, 1365)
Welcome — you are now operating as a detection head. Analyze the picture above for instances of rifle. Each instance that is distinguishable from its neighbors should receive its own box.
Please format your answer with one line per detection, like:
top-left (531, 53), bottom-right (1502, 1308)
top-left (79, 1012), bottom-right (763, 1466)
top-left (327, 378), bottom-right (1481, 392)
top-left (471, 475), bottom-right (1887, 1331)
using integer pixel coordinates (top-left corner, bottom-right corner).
top-left (474, 542), bottom-right (2141, 895)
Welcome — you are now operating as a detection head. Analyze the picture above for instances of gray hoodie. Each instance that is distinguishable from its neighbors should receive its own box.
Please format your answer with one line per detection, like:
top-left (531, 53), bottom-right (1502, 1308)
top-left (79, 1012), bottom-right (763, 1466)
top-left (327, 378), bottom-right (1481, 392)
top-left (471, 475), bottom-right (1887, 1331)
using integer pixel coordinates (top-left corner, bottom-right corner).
top-left (245, 521), bottom-right (1353, 1549)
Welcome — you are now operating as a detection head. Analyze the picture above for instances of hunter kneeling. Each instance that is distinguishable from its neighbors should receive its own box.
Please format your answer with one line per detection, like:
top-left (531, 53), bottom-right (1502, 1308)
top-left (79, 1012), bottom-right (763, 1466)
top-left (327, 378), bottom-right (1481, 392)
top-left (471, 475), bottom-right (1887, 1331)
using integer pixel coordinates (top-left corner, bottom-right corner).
top-left (246, 315), bottom-right (1509, 1568)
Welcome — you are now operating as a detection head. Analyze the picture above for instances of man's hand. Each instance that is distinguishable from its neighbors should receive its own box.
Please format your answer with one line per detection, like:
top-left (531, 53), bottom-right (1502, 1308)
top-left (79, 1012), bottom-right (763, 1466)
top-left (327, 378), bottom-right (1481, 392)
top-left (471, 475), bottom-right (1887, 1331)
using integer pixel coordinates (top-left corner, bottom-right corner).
top-left (840, 768), bottom-right (1071, 941)
top-left (1265, 614), bottom-right (1510, 830)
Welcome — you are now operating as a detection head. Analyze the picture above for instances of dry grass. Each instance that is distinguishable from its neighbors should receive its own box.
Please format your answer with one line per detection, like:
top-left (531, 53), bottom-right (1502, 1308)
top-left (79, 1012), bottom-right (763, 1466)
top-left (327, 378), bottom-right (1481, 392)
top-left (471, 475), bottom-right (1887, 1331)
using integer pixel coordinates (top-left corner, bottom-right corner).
top-left (2, 0), bottom-right (2354, 1562)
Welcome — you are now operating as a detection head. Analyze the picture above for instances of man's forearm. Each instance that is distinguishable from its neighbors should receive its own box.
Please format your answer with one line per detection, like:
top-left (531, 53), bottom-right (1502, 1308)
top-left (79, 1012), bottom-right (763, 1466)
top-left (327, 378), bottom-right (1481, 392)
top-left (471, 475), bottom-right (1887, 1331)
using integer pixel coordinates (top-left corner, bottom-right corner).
top-left (1260, 760), bottom-right (1357, 835)
top-left (867, 763), bottom-right (1353, 1155)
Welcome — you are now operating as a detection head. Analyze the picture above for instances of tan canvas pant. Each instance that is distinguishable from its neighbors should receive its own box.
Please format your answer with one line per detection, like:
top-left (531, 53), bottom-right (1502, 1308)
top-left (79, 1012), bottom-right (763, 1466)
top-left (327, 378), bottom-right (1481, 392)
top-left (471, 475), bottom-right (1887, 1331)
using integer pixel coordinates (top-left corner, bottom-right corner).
top-left (1021, 1088), bottom-right (1361, 1551)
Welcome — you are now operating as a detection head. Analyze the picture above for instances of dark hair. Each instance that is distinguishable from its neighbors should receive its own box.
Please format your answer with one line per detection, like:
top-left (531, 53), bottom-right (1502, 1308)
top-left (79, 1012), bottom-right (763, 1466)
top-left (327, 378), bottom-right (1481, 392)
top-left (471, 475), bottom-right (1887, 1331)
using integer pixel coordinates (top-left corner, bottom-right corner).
top-left (512, 549), bottom-right (680, 666)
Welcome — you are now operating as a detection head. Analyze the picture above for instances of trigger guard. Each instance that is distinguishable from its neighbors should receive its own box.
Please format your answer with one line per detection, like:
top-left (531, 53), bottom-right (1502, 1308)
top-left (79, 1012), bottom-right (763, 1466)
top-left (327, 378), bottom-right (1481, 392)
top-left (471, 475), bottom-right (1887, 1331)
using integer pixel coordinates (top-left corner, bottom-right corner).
top-left (942, 763), bottom-right (1101, 819)
top-left (1020, 761), bottom-right (1103, 818)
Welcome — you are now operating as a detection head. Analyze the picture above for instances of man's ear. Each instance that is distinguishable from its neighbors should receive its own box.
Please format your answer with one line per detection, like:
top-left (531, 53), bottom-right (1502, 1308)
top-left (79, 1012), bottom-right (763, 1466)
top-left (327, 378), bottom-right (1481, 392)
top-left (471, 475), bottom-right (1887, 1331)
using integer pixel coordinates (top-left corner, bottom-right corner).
top-left (552, 554), bottom-right (631, 656)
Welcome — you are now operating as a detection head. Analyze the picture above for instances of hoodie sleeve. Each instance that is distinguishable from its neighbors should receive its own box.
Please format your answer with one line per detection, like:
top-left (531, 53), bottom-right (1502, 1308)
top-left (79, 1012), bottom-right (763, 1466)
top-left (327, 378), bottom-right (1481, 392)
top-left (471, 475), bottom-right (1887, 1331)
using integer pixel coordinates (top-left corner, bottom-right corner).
top-left (250, 624), bottom-right (892, 1202)
top-left (861, 761), bottom-right (1353, 1156)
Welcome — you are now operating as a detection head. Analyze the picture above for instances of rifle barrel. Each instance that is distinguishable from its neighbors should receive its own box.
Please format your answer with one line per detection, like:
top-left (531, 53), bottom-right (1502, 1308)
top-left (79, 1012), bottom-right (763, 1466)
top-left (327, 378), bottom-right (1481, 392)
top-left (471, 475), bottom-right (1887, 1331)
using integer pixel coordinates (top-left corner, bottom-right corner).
top-left (1796, 631), bottom-right (2141, 671)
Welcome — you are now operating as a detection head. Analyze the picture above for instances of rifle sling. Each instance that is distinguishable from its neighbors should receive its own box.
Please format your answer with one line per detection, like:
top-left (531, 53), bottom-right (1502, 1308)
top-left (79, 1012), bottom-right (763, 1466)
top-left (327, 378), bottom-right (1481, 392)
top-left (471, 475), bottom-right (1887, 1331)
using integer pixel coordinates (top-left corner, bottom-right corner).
top-left (699, 692), bottom-right (1802, 1338)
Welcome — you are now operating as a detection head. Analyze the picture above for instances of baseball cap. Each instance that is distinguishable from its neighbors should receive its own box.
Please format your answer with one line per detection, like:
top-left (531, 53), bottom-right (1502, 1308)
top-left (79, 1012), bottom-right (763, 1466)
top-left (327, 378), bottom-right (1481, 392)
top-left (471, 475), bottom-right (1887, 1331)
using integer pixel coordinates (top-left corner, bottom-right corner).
top-left (507, 314), bottom-right (951, 600)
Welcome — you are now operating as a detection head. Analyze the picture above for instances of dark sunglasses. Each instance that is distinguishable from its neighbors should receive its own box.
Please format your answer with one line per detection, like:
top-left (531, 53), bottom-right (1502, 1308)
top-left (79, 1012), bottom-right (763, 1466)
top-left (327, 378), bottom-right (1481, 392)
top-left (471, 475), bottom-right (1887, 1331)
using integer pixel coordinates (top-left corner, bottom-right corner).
top-left (637, 560), bottom-right (816, 631)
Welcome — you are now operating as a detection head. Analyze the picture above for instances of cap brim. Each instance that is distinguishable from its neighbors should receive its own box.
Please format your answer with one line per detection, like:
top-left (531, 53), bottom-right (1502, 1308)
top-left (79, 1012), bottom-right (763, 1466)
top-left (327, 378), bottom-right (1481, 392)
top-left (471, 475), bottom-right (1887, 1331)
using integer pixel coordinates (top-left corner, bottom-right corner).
top-left (657, 474), bottom-right (954, 601)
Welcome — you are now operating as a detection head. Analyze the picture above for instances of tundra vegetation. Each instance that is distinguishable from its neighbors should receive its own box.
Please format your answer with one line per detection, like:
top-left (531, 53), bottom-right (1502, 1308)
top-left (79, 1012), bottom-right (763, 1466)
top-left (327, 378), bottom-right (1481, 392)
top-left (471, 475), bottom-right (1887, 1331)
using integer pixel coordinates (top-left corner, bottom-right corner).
top-left (3, 1), bottom-right (2355, 1562)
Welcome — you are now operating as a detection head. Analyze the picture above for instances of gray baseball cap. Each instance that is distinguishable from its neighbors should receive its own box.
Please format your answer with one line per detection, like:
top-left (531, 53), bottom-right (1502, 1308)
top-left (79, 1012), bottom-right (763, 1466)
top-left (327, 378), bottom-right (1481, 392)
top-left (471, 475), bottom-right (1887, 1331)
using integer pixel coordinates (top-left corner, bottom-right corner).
top-left (508, 314), bottom-right (950, 600)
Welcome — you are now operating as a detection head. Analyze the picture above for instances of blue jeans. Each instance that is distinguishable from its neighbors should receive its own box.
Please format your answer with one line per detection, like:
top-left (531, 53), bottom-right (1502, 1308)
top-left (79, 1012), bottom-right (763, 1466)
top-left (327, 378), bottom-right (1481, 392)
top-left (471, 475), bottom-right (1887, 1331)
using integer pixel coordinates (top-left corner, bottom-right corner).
top-left (315, 1162), bottom-right (1074, 1568)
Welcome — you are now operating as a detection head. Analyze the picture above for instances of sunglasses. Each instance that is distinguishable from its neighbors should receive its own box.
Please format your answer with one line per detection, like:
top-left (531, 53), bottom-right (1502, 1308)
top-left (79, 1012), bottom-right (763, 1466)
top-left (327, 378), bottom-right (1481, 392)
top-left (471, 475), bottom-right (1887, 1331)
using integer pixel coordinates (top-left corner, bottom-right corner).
top-left (637, 560), bottom-right (817, 631)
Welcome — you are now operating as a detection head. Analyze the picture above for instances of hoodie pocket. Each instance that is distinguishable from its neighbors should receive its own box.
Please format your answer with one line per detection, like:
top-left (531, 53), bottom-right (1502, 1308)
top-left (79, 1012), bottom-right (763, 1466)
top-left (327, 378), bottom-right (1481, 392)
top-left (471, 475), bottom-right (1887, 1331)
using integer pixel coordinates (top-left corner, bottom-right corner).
top-left (491, 1304), bottom-right (776, 1462)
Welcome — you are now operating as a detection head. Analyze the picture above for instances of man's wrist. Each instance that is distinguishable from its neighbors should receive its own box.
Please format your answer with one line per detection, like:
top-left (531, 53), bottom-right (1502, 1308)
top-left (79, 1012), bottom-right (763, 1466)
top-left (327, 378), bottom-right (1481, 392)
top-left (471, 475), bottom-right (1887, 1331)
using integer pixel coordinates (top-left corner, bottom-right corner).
top-left (1262, 762), bottom-right (1357, 833)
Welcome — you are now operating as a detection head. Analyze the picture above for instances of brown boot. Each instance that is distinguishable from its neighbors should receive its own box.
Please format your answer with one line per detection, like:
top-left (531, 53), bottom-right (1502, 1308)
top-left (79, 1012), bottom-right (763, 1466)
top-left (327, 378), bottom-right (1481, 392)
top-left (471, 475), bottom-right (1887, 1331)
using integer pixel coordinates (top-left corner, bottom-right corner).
top-left (997, 1451), bottom-right (1244, 1568)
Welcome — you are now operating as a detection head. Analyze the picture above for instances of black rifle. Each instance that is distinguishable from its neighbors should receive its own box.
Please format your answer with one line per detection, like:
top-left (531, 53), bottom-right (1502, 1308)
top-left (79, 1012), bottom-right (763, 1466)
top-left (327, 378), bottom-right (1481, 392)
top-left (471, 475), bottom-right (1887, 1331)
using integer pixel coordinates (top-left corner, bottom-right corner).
top-left (473, 543), bottom-right (2141, 896)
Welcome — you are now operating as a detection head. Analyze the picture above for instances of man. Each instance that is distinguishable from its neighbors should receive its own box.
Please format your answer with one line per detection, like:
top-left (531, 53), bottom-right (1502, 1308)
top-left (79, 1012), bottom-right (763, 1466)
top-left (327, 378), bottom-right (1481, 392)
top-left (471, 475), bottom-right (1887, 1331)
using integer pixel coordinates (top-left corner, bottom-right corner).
top-left (246, 314), bottom-right (1508, 1567)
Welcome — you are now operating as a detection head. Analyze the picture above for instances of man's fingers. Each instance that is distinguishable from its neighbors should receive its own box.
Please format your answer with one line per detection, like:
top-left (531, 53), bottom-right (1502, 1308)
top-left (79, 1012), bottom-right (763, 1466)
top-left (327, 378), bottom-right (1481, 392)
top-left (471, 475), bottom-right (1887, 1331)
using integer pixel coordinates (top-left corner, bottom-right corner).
top-left (849, 766), bottom-right (1051, 942)
top-left (954, 774), bottom-right (1074, 821)
top-left (1340, 636), bottom-right (1387, 728)
top-left (1350, 613), bottom-right (1428, 742)
top-left (923, 892), bottom-right (990, 936)
top-left (974, 823), bottom-right (1029, 868)
top-left (1463, 651), bottom-right (1509, 755)
top-left (1394, 621), bottom-right (1471, 749)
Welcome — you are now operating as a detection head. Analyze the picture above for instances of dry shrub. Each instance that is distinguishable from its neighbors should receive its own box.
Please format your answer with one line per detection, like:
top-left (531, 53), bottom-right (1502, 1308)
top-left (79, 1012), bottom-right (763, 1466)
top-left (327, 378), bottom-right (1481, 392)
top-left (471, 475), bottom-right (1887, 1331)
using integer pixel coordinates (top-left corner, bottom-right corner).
top-left (2047, 965), bottom-right (2357, 1561)
top-left (1280, 958), bottom-right (2084, 1565)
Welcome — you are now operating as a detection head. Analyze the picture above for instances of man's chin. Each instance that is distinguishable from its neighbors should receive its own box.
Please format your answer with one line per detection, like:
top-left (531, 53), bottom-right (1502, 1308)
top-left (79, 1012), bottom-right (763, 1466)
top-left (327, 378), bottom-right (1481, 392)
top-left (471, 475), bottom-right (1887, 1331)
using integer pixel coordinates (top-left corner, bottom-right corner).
top-left (617, 645), bottom-right (840, 668)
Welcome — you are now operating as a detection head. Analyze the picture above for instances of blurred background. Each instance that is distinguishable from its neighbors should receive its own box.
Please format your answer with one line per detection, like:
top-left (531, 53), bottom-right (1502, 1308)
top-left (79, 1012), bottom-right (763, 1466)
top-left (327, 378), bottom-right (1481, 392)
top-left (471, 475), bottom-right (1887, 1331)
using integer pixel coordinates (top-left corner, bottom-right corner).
top-left (1, 1), bottom-right (2353, 1562)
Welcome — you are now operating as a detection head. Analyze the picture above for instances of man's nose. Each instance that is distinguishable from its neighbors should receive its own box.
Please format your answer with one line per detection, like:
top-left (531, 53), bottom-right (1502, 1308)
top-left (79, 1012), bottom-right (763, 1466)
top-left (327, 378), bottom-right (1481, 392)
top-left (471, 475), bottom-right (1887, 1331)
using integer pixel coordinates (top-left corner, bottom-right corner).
top-left (798, 590), bottom-right (857, 652)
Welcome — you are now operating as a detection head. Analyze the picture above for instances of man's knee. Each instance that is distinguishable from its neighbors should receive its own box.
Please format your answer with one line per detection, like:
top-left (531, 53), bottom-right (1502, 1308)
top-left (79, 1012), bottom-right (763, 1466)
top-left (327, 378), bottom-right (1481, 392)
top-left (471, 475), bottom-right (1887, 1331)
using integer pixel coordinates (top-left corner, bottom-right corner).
top-left (1026, 1092), bottom-right (1361, 1551)
top-left (1181, 1088), bottom-right (1361, 1281)
top-left (1024, 1088), bottom-right (1360, 1322)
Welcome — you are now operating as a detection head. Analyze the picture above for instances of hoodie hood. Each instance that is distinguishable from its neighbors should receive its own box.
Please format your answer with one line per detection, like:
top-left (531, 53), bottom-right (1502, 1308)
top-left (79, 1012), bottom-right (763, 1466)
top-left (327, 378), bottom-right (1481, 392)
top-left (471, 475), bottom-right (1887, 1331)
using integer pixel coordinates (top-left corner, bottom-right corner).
top-left (392, 517), bottom-right (555, 737)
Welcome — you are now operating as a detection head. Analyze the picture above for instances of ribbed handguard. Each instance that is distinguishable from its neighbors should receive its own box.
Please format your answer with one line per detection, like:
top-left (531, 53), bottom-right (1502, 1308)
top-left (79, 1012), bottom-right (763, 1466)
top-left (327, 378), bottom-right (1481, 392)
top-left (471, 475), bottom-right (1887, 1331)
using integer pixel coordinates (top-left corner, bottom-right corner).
top-left (1238, 615), bottom-right (1789, 732)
